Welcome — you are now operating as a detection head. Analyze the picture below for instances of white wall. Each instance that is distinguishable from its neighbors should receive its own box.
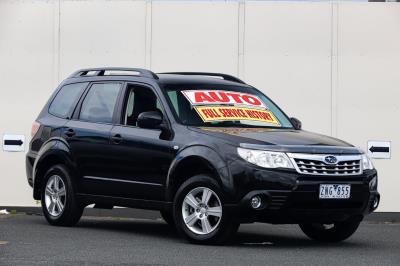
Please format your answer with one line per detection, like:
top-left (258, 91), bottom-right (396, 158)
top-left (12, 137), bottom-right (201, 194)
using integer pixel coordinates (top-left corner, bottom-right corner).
top-left (244, 2), bottom-right (333, 136)
top-left (0, 0), bottom-right (399, 211)
top-left (151, 1), bottom-right (239, 74)
top-left (336, 3), bottom-right (400, 213)
top-left (0, 1), bottom-right (56, 206)
top-left (58, 0), bottom-right (147, 79)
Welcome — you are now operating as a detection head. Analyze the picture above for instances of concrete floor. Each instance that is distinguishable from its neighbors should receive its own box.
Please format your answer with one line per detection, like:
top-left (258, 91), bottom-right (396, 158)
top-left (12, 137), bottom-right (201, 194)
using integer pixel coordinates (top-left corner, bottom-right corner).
top-left (0, 214), bottom-right (399, 266)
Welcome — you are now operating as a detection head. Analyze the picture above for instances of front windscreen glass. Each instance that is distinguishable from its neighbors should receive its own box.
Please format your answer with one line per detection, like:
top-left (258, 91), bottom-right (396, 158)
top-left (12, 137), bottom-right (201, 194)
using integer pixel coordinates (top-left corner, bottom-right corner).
top-left (163, 84), bottom-right (293, 128)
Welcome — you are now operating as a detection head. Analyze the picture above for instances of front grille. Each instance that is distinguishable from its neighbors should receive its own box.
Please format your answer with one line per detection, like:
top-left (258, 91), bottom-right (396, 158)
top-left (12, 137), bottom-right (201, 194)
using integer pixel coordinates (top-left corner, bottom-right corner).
top-left (294, 159), bottom-right (361, 175)
top-left (288, 153), bottom-right (362, 176)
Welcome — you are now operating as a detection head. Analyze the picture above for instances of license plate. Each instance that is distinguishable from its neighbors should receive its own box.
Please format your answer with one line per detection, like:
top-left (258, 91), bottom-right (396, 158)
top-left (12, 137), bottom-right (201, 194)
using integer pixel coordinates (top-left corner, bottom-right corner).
top-left (319, 184), bottom-right (351, 199)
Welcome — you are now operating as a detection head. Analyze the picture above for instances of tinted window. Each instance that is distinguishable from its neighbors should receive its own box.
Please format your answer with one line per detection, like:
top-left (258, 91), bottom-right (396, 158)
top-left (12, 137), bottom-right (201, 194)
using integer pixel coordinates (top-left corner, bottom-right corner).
top-left (80, 83), bottom-right (121, 123)
top-left (167, 90), bottom-right (179, 116)
top-left (124, 85), bottom-right (164, 127)
top-left (49, 82), bottom-right (88, 118)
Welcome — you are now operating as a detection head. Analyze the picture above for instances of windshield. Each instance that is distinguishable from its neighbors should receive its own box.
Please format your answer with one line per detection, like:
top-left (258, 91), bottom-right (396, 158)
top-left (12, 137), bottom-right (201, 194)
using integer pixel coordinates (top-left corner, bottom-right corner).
top-left (163, 84), bottom-right (293, 128)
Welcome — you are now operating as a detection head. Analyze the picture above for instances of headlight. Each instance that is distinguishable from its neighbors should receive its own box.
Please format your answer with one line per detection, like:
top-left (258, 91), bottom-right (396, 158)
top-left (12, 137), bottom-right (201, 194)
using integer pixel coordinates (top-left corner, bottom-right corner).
top-left (237, 147), bottom-right (294, 169)
top-left (362, 154), bottom-right (374, 170)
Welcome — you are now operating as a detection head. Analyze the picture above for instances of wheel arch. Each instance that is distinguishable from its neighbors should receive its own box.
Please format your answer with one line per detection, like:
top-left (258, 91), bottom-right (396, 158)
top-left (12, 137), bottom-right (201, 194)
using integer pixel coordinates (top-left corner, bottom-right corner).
top-left (165, 145), bottom-right (233, 203)
top-left (33, 138), bottom-right (77, 200)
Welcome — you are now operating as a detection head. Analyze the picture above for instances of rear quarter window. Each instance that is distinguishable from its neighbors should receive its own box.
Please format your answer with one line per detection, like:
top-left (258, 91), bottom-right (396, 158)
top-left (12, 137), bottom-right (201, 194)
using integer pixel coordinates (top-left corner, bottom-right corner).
top-left (49, 82), bottom-right (88, 118)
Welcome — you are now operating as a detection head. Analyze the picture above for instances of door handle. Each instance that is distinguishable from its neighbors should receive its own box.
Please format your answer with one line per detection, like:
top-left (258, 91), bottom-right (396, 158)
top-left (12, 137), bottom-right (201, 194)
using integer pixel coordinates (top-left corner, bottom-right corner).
top-left (64, 128), bottom-right (75, 138)
top-left (111, 134), bottom-right (123, 144)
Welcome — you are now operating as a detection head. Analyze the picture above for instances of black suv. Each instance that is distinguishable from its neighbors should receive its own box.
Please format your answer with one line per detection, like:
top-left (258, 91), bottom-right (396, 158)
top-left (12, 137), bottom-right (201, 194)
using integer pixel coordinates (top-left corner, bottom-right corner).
top-left (26, 67), bottom-right (380, 244)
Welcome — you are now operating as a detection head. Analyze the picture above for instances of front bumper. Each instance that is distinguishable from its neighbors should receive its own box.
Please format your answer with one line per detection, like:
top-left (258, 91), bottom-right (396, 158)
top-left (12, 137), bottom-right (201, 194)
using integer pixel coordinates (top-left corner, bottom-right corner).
top-left (228, 160), bottom-right (379, 224)
top-left (236, 187), bottom-right (379, 224)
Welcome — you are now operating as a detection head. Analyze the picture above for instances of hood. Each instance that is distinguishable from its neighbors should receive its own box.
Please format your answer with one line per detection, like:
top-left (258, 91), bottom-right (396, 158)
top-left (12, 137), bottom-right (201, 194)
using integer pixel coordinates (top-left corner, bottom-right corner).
top-left (189, 127), bottom-right (362, 154)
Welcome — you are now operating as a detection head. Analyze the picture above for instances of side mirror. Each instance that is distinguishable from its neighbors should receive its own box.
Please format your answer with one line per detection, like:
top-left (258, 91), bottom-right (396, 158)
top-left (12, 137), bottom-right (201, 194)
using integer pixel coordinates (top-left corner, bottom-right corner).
top-left (137, 111), bottom-right (163, 129)
top-left (290, 117), bottom-right (302, 130)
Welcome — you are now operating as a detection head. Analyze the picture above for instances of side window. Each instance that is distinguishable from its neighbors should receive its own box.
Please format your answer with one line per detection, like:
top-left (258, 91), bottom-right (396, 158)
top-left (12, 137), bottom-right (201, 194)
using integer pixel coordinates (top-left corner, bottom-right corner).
top-left (124, 90), bottom-right (135, 125)
top-left (49, 82), bottom-right (88, 118)
top-left (80, 83), bottom-right (121, 123)
top-left (167, 91), bottom-right (179, 116)
top-left (124, 85), bottom-right (164, 127)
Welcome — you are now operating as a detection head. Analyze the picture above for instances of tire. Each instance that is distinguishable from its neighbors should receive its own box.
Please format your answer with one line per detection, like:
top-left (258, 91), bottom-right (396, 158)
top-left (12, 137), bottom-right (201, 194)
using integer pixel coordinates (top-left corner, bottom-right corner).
top-left (160, 210), bottom-right (175, 227)
top-left (173, 175), bottom-right (239, 245)
top-left (299, 218), bottom-right (361, 242)
top-left (41, 164), bottom-right (84, 226)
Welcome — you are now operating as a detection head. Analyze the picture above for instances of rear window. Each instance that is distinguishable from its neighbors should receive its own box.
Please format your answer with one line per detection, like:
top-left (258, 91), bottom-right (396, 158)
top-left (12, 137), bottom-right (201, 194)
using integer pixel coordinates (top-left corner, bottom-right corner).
top-left (49, 82), bottom-right (88, 118)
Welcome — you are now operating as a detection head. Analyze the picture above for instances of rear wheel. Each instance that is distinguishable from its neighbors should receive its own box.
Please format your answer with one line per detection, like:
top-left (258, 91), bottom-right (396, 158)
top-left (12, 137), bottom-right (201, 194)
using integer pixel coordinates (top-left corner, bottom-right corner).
top-left (41, 164), bottom-right (84, 226)
top-left (173, 175), bottom-right (239, 244)
top-left (299, 218), bottom-right (361, 242)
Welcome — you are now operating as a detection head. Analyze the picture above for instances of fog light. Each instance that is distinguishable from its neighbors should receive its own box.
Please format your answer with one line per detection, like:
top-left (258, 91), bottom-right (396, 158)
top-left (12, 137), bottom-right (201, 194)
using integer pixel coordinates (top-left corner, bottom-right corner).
top-left (250, 196), bottom-right (262, 209)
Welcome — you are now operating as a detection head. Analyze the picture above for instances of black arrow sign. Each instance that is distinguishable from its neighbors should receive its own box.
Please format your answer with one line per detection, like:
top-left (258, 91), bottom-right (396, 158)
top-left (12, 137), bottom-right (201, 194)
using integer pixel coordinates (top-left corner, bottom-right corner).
top-left (369, 146), bottom-right (389, 153)
top-left (4, 139), bottom-right (24, 146)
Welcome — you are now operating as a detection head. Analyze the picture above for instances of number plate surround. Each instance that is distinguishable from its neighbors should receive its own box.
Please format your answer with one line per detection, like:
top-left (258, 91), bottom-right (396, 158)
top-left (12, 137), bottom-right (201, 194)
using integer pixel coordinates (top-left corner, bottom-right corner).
top-left (319, 184), bottom-right (351, 199)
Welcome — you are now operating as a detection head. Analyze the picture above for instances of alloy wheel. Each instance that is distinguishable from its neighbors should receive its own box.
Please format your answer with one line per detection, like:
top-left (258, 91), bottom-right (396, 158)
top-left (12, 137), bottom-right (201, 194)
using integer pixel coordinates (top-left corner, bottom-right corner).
top-left (182, 187), bottom-right (222, 235)
top-left (44, 175), bottom-right (66, 217)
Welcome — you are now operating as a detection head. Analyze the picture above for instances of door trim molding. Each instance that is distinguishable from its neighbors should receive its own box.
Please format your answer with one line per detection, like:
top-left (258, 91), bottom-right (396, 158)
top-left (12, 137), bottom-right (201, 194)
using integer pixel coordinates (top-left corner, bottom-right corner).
top-left (83, 175), bottom-right (163, 187)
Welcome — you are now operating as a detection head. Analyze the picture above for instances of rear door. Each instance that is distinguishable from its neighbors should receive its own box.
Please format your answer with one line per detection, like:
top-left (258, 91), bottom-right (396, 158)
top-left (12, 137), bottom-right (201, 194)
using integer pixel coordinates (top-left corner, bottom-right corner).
top-left (63, 82), bottom-right (123, 195)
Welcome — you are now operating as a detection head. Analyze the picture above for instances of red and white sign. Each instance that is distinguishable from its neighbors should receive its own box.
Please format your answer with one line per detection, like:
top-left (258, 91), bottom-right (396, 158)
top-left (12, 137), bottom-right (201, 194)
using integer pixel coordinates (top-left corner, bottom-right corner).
top-left (182, 90), bottom-right (266, 109)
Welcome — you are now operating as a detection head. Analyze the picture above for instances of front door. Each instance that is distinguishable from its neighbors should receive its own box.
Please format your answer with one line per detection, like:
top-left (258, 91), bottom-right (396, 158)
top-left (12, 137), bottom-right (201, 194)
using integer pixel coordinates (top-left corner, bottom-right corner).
top-left (107, 84), bottom-right (174, 201)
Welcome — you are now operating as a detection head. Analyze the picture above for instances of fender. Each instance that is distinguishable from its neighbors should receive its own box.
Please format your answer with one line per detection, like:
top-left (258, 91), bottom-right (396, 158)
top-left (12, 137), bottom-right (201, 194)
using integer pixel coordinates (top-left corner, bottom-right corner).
top-left (165, 145), bottom-right (234, 202)
top-left (32, 137), bottom-right (78, 199)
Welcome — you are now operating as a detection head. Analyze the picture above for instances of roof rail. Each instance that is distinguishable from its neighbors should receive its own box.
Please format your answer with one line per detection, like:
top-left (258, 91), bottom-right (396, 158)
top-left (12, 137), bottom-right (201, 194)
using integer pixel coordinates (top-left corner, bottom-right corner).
top-left (159, 72), bottom-right (246, 84)
top-left (69, 67), bottom-right (159, 79)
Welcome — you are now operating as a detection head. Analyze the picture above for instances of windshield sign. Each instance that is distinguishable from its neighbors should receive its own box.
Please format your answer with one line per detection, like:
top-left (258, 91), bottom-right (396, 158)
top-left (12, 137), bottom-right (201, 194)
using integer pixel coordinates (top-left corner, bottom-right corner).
top-left (164, 84), bottom-right (293, 128)
top-left (182, 90), bottom-right (266, 108)
top-left (195, 105), bottom-right (280, 124)
top-left (182, 90), bottom-right (280, 125)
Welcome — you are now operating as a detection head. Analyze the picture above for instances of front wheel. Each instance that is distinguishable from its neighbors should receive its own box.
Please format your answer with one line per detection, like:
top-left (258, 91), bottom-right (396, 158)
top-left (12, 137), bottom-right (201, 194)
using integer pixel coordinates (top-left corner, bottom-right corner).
top-left (173, 175), bottom-right (239, 245)
top-left (41, 164), bottom-right (84, 226)
top-left (299, 218), bottom-right (361, 242)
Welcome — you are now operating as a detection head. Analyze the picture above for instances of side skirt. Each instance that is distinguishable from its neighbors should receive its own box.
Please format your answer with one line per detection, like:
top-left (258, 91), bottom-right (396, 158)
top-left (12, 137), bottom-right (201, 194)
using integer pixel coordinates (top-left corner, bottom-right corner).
top-left (77, 193), bottom-right (172, 212)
